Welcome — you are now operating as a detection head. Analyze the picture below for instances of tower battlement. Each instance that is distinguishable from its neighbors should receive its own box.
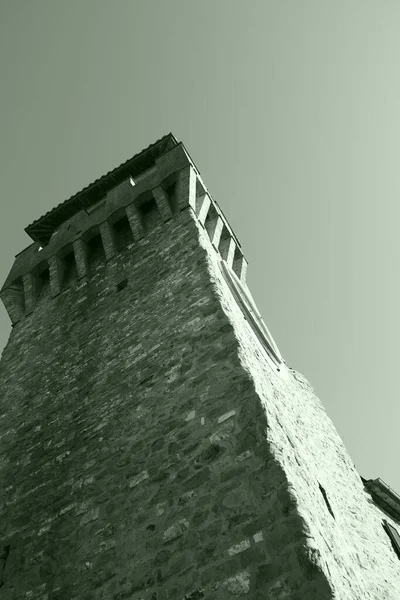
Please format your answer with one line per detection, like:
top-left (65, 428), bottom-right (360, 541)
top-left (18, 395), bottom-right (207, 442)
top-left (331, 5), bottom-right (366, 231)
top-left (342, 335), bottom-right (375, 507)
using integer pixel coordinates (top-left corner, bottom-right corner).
top-left (1, 135), bottom-right (247, 325)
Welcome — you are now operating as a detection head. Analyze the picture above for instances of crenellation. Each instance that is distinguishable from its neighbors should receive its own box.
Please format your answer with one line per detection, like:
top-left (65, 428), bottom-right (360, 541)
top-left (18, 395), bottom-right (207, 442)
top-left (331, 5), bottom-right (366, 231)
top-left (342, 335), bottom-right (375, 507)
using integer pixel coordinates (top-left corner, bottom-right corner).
top-left (1, 153), bottom-right (242, 324)
top-left (193, 190), bottom-right (248, 282)
top-left (2, 160), bottom-right (184, 302)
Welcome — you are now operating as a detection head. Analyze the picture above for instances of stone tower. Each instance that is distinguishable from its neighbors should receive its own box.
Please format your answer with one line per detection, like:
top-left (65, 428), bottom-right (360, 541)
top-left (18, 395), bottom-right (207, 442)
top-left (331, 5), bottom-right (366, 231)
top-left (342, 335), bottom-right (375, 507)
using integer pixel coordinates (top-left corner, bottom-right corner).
top-left (0, 134), bottom-right (399, 599)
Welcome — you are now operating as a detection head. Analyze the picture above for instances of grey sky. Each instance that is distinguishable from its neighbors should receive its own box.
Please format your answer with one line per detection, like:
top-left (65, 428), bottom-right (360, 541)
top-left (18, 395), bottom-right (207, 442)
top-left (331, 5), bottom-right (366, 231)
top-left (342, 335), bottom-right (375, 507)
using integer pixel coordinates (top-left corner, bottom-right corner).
top-left (1, 1), bottom-right (399, 493)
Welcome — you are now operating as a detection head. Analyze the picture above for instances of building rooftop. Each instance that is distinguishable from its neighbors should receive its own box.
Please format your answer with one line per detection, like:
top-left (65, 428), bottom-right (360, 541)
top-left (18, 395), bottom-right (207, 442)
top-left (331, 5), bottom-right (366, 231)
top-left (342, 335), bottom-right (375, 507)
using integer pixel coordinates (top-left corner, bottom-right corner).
top-left (25, 133), bottom-right (179, 246)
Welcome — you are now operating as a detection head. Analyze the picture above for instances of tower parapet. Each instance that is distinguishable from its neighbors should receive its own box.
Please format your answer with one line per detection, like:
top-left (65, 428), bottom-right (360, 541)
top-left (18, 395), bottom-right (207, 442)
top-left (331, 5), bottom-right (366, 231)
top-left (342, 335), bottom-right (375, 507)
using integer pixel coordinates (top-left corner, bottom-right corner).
top-left (1, 134), bottom-right (247, 325)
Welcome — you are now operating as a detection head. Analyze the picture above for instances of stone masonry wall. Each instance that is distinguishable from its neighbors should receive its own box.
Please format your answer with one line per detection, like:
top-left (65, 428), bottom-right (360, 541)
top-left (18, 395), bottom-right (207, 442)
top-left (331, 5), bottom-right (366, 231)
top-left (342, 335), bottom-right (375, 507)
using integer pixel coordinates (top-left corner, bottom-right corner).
top-left (0, 198), bottom-right (333, 599)
top-left (196, 218), bottom-right (400, 598)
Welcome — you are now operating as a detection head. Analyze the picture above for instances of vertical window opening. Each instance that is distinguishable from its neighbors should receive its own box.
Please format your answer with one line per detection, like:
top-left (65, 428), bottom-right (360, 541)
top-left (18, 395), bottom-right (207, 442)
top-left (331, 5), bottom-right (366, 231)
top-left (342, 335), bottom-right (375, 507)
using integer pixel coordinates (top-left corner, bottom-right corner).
top-left (62, 250), bottom-right (77, 289)
top-left (87, 233), bottom-right (106, 272)
top-left (204, 203), bottom-right (218, 240)
top-left (139, 197), bottom-right (162, 231)
top-left (218, 224), bottom-right (232, 260)
top-left (195, 194), bottom-right (207, 217)
top-left (113, 216), bottom-right (134, 252)
top-left (165, 183), bottom-right (179, 216)
top-left (196, 177), bottom-right (206, 198)
top-left (319, 484), bottom-right (335, 518)
top-left (37, 267), bottom-right (50, 300)
top-left (232, 246), bottom-right (245, 279)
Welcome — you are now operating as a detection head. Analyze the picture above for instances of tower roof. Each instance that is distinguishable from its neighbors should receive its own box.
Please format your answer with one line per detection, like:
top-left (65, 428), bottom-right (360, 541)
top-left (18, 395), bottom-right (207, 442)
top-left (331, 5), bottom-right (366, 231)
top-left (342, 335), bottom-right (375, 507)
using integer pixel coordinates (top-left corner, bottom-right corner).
top-left (25, 133), bottom-right (179, 246)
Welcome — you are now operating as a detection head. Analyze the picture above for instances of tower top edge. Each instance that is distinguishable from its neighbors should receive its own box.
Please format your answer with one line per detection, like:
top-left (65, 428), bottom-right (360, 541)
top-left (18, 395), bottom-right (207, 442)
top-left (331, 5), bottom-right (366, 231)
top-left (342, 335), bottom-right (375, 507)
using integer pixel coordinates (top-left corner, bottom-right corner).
top-left (362, 476), bottom-right (400, 522)
top-left (24, 133), bottom-right (180, 246)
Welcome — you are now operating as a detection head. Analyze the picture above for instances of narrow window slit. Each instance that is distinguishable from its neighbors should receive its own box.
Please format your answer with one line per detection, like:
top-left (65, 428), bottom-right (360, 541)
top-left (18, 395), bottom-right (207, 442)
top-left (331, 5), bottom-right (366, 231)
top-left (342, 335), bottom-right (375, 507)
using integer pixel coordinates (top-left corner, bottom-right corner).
top-left (319, 483), bottom-right (335, 518)
top-left (87, 233), bottom-right (106, 272)
top-left (165, 183), bottom-right (179, 215)
top-left (139, 197), bottom-right (162, 231)
top-left (204, 203), bottom-right (218, 240)
top-left (218, 224), bottom-right (232, 260)
top-left (62, 249), bottom-right (77, 288)
top-left (113, 216), bottom-right (134, 252)
top-left (37, 267), bottom-right (50, 300)
top-left (117, 279), bottom-right (128, 292)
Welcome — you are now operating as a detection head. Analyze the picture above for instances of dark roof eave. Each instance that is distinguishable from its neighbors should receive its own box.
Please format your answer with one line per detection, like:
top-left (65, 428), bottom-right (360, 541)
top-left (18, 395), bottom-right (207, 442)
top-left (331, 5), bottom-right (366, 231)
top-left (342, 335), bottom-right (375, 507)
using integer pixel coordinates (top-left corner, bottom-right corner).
top-left (25, 133), bottom-right (179, 245)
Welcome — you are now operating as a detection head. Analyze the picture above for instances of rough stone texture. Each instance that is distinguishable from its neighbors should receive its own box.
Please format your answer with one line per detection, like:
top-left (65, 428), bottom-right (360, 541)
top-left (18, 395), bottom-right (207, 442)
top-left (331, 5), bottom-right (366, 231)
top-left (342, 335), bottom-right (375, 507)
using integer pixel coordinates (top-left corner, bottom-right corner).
top-left (196, 213), bottom-right (400, 599)
top-left (0, 138), bottom-right (399, 599)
